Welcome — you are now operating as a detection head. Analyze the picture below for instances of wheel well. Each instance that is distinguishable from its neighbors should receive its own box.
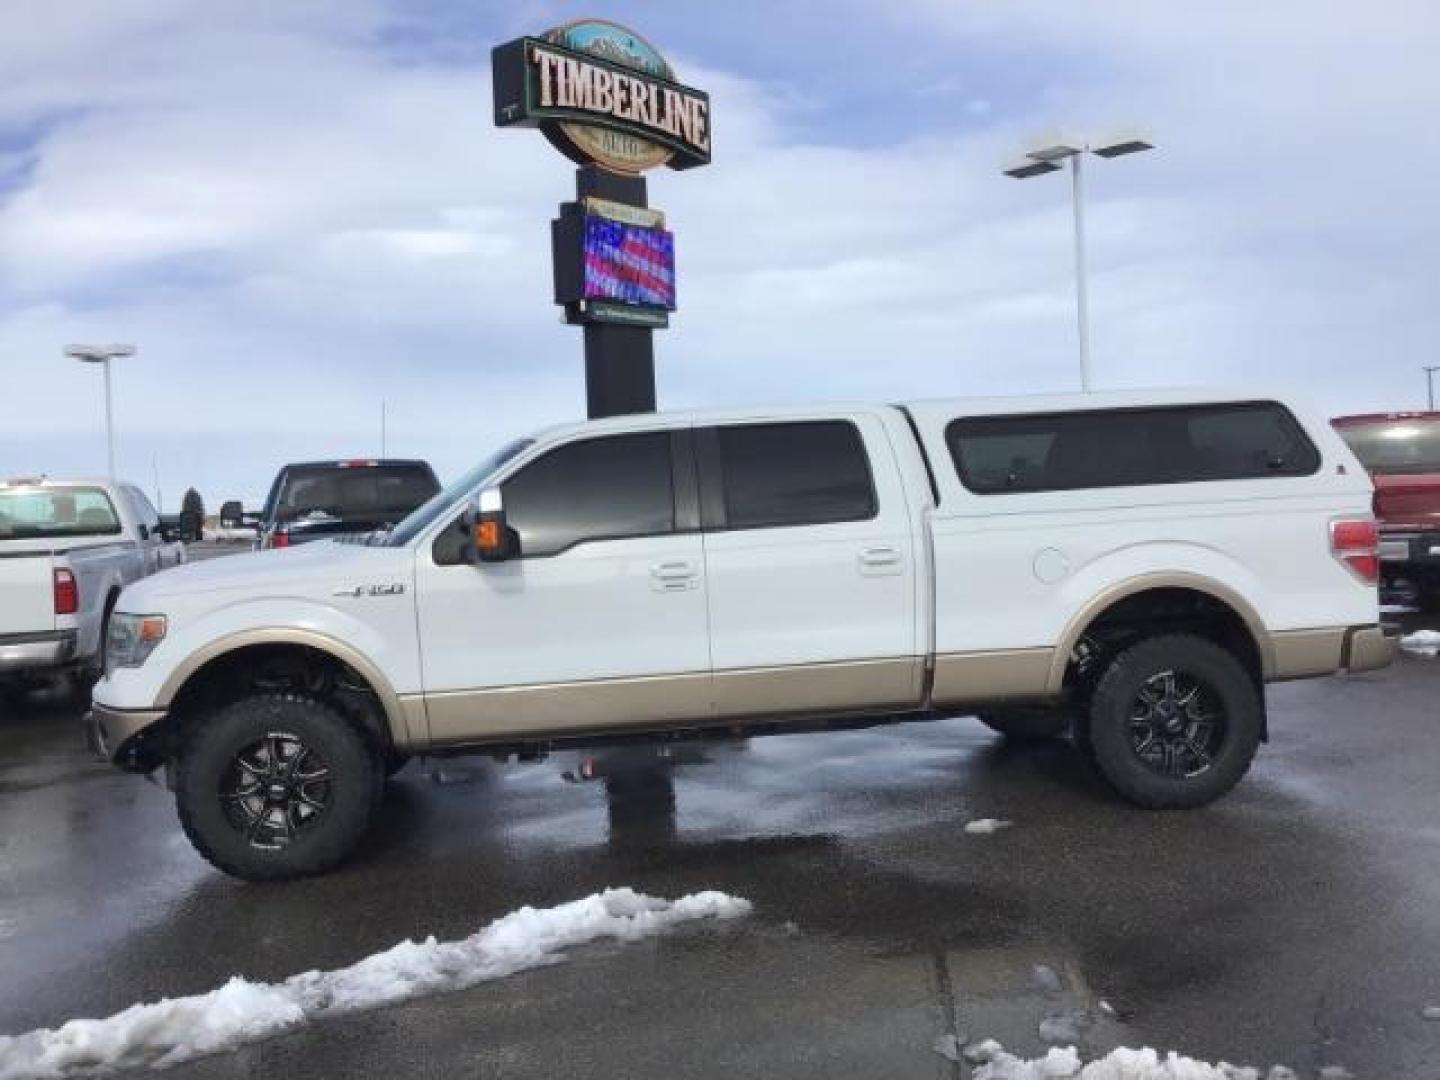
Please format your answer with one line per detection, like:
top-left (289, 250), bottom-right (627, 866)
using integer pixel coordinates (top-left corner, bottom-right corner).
top-left (160, 644), bottom-right (394, 761)
top-left (1065, 587), bottom-right (1265, 710)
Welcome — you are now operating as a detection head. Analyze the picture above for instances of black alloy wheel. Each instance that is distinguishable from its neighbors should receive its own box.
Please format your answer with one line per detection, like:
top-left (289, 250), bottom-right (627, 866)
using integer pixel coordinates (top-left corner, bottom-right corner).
top-left (220, 731), bottom-right (332, 849)
top-left (1126, 670), bottom-right (1226, 779)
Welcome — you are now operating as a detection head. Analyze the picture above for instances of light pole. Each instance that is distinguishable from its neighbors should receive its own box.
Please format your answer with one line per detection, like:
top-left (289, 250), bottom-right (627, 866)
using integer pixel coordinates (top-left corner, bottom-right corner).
top-left (1425, 366), bottom-right (1439, 412)
top-left (64, 344), bottom-right (136, 478)
top-left (1004, 131), bottom-right (1155, 392)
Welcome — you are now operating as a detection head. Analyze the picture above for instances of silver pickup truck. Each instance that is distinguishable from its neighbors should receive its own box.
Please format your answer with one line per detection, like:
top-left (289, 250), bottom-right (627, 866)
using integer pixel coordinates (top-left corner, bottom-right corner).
top-left (0, 478), bottom-right (185, 698)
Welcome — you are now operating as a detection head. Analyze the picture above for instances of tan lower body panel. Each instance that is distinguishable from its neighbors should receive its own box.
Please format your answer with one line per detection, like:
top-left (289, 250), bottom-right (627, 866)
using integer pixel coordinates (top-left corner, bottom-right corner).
top-left (930, 647), bottom-right (1056, 708)
top-left (1269, 628), bottom-right (1347, 680)
top-left (712, 657), bottom-right (921, 719)
top-left (422, 657), bottom-right (922, 747)
top-left (425, 670), bottom-right (713, 745)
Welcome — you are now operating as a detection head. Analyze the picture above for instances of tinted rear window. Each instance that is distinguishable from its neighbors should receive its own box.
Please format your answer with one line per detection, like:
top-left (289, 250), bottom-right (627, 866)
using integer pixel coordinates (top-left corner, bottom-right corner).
top-left (1336, 418), bottom-right (1440, 475)
top-left (947, 402), bottom-right (1320, 494)
top-left (277, 465), bottom-right (440, 522)
top-left (0, 487), bottom-right (121, 539)
top-left (715, 421), bottom-right (876, 529)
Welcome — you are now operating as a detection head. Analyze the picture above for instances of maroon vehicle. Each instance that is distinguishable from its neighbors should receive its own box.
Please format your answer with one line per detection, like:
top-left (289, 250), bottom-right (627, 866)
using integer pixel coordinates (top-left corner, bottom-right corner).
top-left (1333, 412), bottom-right (1440, 606)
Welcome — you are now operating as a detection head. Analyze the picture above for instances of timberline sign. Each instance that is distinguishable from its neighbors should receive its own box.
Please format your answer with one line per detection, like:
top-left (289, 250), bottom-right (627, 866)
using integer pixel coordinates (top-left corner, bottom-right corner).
top-left (492, 19), bottom-right (711, 174)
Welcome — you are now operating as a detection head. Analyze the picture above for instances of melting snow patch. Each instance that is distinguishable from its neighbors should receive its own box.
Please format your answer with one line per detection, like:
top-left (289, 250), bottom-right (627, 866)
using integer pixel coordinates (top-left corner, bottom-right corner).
top-left (1031, 963), bottom-right (1063, 994)
top-left (972, 1044), bottom-right (1297, 1080)
top-left (1400, 630), bottom-right (1440, 657)
top-left (0, 888), bottom-right (750, 1079)
top-left (965, 818), bottom-right (1013, 835)
top-left (1038, 1010), bottom-right (1091, 1045)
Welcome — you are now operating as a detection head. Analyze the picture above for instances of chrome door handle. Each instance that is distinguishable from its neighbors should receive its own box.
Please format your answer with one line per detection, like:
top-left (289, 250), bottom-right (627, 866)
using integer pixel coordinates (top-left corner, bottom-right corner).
top-left (857, 546), bottom-right (903, 576)
top-left (649, 560), bottom-right (699, 591)
top-left (858, 546), bottom-right (901, 566)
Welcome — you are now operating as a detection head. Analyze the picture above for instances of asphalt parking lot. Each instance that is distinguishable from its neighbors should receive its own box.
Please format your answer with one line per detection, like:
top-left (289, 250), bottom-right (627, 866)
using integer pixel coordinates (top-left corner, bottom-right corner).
top-left (2, 615), bottom-right (1439, 1078)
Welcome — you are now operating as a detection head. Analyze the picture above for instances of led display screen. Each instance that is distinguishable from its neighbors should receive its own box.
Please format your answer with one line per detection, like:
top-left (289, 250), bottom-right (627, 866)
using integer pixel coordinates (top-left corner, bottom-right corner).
top-left (582, 215), bottom-right (676, 310)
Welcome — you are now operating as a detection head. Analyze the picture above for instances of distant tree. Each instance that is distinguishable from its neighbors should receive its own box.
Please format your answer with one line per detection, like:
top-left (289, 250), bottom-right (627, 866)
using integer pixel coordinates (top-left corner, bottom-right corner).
top-left (181, 487), bottom-right (205, 521)
top-left (180, 488), bottom-right (205, 541)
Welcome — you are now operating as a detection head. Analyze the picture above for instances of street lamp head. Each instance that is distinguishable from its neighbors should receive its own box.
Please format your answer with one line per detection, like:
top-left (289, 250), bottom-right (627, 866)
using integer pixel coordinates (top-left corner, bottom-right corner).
top-left (64, 344), bottom-right (136, 363)
top-left (1090, 129), bottom-right (1155, 158)
top-left (1024, 132), bottom-right (1086, 163)
top-left (1004, 156), bottom-right (1063, 179)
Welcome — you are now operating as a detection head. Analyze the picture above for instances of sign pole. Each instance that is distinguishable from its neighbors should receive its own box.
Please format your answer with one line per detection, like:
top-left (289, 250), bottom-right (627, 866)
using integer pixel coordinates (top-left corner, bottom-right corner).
top-left (574, 166), bottom-right (656, 418)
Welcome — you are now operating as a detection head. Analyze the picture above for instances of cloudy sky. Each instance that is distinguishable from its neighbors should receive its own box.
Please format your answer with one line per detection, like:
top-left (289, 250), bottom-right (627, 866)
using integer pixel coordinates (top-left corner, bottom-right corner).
top-left (1, 1), bottom-right (1437, 504)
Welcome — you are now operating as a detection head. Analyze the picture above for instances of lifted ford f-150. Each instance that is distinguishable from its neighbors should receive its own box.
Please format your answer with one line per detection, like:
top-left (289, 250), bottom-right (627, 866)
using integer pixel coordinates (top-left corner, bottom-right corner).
top-left (90, 391), bottom-right (1392, 879)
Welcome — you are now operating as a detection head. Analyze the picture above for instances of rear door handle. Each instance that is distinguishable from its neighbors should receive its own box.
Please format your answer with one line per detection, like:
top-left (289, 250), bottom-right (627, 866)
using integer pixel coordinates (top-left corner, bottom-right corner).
top-left (858, 546), bottom-right (903, 576)
top-left (649, 559), bottom-right (699, 591)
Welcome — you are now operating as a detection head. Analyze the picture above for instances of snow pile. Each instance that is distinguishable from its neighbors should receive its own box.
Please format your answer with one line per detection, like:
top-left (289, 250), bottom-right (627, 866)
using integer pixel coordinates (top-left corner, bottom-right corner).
top-left (0, 888), bottom-right (750, 1079)
top-left (965, 818), bottom-right (1013, 835)
top-left (1400, 629), bottom-right (1440, 657)
top-left (972, 1044), bottom-right (1298, 1080)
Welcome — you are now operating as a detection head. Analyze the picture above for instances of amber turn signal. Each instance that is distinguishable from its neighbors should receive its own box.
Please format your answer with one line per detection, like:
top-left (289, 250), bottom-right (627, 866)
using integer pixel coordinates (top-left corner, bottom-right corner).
top-left (473, 519), bottom-right (503, 553)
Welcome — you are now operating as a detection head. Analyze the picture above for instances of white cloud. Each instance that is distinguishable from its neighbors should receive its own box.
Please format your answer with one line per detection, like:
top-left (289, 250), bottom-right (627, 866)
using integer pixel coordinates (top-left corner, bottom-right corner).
top-left (1, 2), bottom-right (1437, 500)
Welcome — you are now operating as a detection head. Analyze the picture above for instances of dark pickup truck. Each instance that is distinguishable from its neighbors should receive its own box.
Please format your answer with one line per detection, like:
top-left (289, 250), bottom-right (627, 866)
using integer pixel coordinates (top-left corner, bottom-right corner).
top-left (226, 459), bottom-right (441, 550)
top-left (1333, 412), bottom-right (1440, 607)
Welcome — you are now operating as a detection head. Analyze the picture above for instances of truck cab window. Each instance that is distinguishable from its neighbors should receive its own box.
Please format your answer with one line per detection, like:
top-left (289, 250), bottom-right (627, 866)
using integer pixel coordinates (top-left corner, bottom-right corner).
top-left (503, 432), bottom-right (675, 557)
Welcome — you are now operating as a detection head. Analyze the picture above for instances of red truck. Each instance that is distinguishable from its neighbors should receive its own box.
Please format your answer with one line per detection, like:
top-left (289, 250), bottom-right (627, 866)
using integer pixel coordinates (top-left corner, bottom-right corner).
top-left (1333, 412), bottom-right (1440, 607)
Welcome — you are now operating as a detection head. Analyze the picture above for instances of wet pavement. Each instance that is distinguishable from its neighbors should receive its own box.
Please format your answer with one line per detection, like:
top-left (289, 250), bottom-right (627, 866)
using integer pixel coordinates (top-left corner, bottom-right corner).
top-left (2, 634), bottom-right (1440, 1078)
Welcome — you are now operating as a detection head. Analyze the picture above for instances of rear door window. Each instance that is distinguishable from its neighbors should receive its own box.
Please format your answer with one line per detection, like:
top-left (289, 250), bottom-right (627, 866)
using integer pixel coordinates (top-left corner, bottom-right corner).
top-left (712, 420), bottom-right (876, 529)
top-left (947, 402), bottom-right (1320, 494)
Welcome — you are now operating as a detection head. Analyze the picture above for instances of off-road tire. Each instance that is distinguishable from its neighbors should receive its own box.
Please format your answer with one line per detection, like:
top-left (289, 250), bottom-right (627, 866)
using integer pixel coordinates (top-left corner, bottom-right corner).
top-left (176, 693), bottom-right (380, 881)
top-left (1076, 633), bottom-right (1261, 809)
top-left (977, 708), bottom-right (1071, 741)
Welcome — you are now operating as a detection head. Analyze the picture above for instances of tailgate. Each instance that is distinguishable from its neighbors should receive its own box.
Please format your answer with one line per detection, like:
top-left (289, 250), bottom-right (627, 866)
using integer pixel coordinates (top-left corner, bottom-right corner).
top-left (0, 549), bottom-right (55, 635)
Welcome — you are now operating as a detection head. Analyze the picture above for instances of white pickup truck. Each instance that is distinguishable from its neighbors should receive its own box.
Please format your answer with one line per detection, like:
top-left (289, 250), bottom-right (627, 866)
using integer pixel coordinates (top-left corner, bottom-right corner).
top-left (90, 391), bottom-right (1392, 880)
top-left (1, 478), bottom-right (185, 698)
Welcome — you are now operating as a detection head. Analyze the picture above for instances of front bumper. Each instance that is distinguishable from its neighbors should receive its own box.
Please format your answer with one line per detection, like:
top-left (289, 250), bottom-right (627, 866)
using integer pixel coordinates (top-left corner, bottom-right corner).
top-left (87, 702), bottom-right (167, 768)
top-left (0, 631), bottom-right (77, 674)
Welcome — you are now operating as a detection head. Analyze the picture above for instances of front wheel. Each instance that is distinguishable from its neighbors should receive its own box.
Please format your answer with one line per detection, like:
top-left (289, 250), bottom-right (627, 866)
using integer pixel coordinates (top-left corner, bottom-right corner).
top-left (175, 693), bottom-right (381, 881)
top-left (1077, 634), bottom-right (1262, 809)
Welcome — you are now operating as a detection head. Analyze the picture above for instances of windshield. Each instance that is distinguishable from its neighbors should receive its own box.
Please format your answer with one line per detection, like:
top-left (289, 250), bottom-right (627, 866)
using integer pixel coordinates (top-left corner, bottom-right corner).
top-left (275, 464), bottom-right (439, 524)
top-left (1337, 418), bottom-right (1440, 475)
top-left (0, 486), bottom-right (121, 540)
top-left (383, 438), bottom-right (534, 546)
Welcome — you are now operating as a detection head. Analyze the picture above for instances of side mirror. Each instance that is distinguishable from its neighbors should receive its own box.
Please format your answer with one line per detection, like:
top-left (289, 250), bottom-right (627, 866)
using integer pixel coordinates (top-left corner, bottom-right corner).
top-left (466, 487), bottom-right (513, 563)
top-left (219, 500), bottom-right (244, 528)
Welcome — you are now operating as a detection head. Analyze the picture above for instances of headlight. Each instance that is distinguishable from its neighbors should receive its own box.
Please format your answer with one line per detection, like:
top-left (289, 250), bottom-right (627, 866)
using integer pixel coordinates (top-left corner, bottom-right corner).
top-left (105, 613), bottom-right (167, 674)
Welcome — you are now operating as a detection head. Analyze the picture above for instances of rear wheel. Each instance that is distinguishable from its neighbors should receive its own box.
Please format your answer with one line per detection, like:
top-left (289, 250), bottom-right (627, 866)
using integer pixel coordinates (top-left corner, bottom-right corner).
top-left (176, 693), bottom-right (380, 881)
top-left (1077, 634), bottom-right (1261, 809)
top-left (976, 707), bottom-right (1071, 741)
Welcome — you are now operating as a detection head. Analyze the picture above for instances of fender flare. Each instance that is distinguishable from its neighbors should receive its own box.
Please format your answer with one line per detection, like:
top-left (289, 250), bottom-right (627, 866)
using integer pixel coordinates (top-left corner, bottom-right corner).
top-left (155, 627), bottom-right (419, 749)
top-left (1045, 571), bottom-right (1274, 694)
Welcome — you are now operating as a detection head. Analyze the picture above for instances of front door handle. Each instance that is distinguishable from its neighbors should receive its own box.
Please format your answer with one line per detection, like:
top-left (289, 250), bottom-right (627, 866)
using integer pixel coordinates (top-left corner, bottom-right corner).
top-left (649, 559), bottom-right (699, 592)
top-left (858, 546), bottom-right (903, 576)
